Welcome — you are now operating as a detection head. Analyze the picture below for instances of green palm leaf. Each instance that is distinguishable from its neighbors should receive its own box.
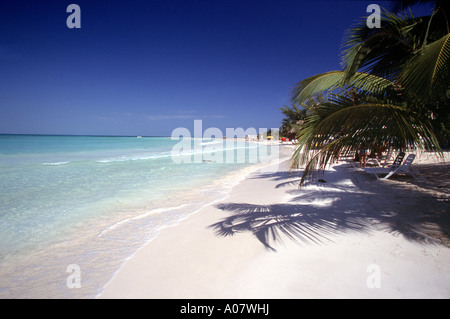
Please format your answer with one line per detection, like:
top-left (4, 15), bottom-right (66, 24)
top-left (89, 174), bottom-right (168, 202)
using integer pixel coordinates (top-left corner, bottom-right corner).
top-left (341, 9), bottom-right (422, 83)
top-left (291, 94), bottom-right (440, 186)
top-left (400, 33), bottom-right (450, 97)
top-left (291, 71), bottom-right (396, 104)
top-left (291, 71), bottom-right (344, 104)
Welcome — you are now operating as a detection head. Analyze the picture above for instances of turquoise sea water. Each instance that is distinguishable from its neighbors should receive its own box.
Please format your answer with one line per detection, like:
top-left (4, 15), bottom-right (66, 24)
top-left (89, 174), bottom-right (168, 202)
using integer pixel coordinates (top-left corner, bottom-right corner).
top-left (0, 134), bottom-right (281, 298)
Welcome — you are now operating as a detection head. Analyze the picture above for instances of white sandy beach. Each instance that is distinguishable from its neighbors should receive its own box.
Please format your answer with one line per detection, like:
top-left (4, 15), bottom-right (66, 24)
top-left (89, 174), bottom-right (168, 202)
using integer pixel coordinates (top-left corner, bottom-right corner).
top-left (99, 148), bottom-right (450, 299)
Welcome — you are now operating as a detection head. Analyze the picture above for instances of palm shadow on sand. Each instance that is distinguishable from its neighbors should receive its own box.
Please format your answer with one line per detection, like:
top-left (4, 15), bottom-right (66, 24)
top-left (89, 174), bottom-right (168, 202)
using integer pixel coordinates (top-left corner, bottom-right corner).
top-left (210, 164), bottom-right (450, 251)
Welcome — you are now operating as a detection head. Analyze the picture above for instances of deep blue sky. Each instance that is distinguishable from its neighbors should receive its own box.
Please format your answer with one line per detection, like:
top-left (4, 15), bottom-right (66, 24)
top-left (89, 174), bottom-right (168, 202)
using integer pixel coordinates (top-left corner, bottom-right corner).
top-left (0, 0), bottom-right (433, 136)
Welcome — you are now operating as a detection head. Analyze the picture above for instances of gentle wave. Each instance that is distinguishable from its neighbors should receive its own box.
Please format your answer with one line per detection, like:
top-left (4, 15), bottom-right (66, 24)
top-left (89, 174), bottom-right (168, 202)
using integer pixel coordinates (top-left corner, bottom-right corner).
top-left (96, 144), bottom-right (259, 163)
top-left (200, 140), bottom-right (224, 146)
top-left (42, 161), bottom-right (70, 166)
top-left (97, 203), bottom-right (193, 238)
top-left (96, 152), bottom-right (172, 163)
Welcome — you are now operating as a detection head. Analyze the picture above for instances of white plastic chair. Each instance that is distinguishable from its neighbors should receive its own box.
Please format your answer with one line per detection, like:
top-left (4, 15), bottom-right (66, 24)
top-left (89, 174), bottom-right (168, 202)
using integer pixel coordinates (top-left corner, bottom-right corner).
top-left (363, 154), bottom-right (417, 180)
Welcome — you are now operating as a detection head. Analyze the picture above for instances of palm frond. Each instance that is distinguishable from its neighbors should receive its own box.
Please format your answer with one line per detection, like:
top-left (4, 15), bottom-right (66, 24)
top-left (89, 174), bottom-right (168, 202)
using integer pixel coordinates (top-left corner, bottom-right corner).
top-left (291, 71), bottom-right (396, 105)
top-left (400, 33), bottom-right (450, 97)
top-left (291, 71), bottom-right (344, 104)
top-left (341, 9), bottom-right (423, 83)
top-left (291, 94), bottom-right (441, 186)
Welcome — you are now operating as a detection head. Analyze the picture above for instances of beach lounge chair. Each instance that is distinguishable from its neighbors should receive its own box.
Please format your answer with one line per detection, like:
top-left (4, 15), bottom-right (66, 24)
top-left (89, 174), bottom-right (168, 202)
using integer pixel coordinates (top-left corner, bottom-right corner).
top-left (362, 151), bottom-right (405, 177)
top-left (363, 153), bottom-right (417, 180)
top-left (350, 150), bottom-right (402, 169)
top-left (387, 151), bottom-right (405, 168)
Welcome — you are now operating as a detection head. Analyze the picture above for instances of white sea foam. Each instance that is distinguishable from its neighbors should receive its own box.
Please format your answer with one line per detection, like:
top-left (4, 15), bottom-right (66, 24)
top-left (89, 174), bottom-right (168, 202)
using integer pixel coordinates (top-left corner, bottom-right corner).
top-left (96, 143), bottom-right (259, 163)
top-left (96, 152), bottom-right (172, 163)
top-left (200, 140), bottom-right (224, 146)
top-left (97, 203), bottom-right (192, 238)
top-left (42, 161), bottom-right (70, 165)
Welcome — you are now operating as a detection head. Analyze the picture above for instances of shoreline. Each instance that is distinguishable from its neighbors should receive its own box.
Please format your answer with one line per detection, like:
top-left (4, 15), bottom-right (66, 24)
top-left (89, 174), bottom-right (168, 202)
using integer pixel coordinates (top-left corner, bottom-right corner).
top-left (0, 143), bottom-right (293, 298)
top-left (1, 146), bottom-right (448, 298)
top-left (99, 150), bottom-right (450, 299)
top-left (98, 158), bottom-right (294, 298)
top-left (96, 148), bottom-right (294, 298)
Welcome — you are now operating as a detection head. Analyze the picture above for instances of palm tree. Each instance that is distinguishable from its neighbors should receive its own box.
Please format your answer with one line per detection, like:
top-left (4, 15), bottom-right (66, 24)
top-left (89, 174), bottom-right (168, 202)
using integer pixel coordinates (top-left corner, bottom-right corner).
top-left (290, 1), bottom-right (449, 185)
top-left (279, 104), bottom-right (309, 140)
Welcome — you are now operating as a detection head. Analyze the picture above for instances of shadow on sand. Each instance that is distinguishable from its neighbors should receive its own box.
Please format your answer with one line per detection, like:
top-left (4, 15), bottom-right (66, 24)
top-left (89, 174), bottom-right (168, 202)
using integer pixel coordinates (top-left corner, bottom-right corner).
top-left (210, 164), bottom-right (450, 251)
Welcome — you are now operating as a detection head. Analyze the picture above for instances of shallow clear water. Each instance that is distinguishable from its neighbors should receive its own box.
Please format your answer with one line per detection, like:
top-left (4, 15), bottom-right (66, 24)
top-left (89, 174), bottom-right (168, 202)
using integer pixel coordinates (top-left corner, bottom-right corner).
top-left (0, 134), bottom-right (281, 298)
